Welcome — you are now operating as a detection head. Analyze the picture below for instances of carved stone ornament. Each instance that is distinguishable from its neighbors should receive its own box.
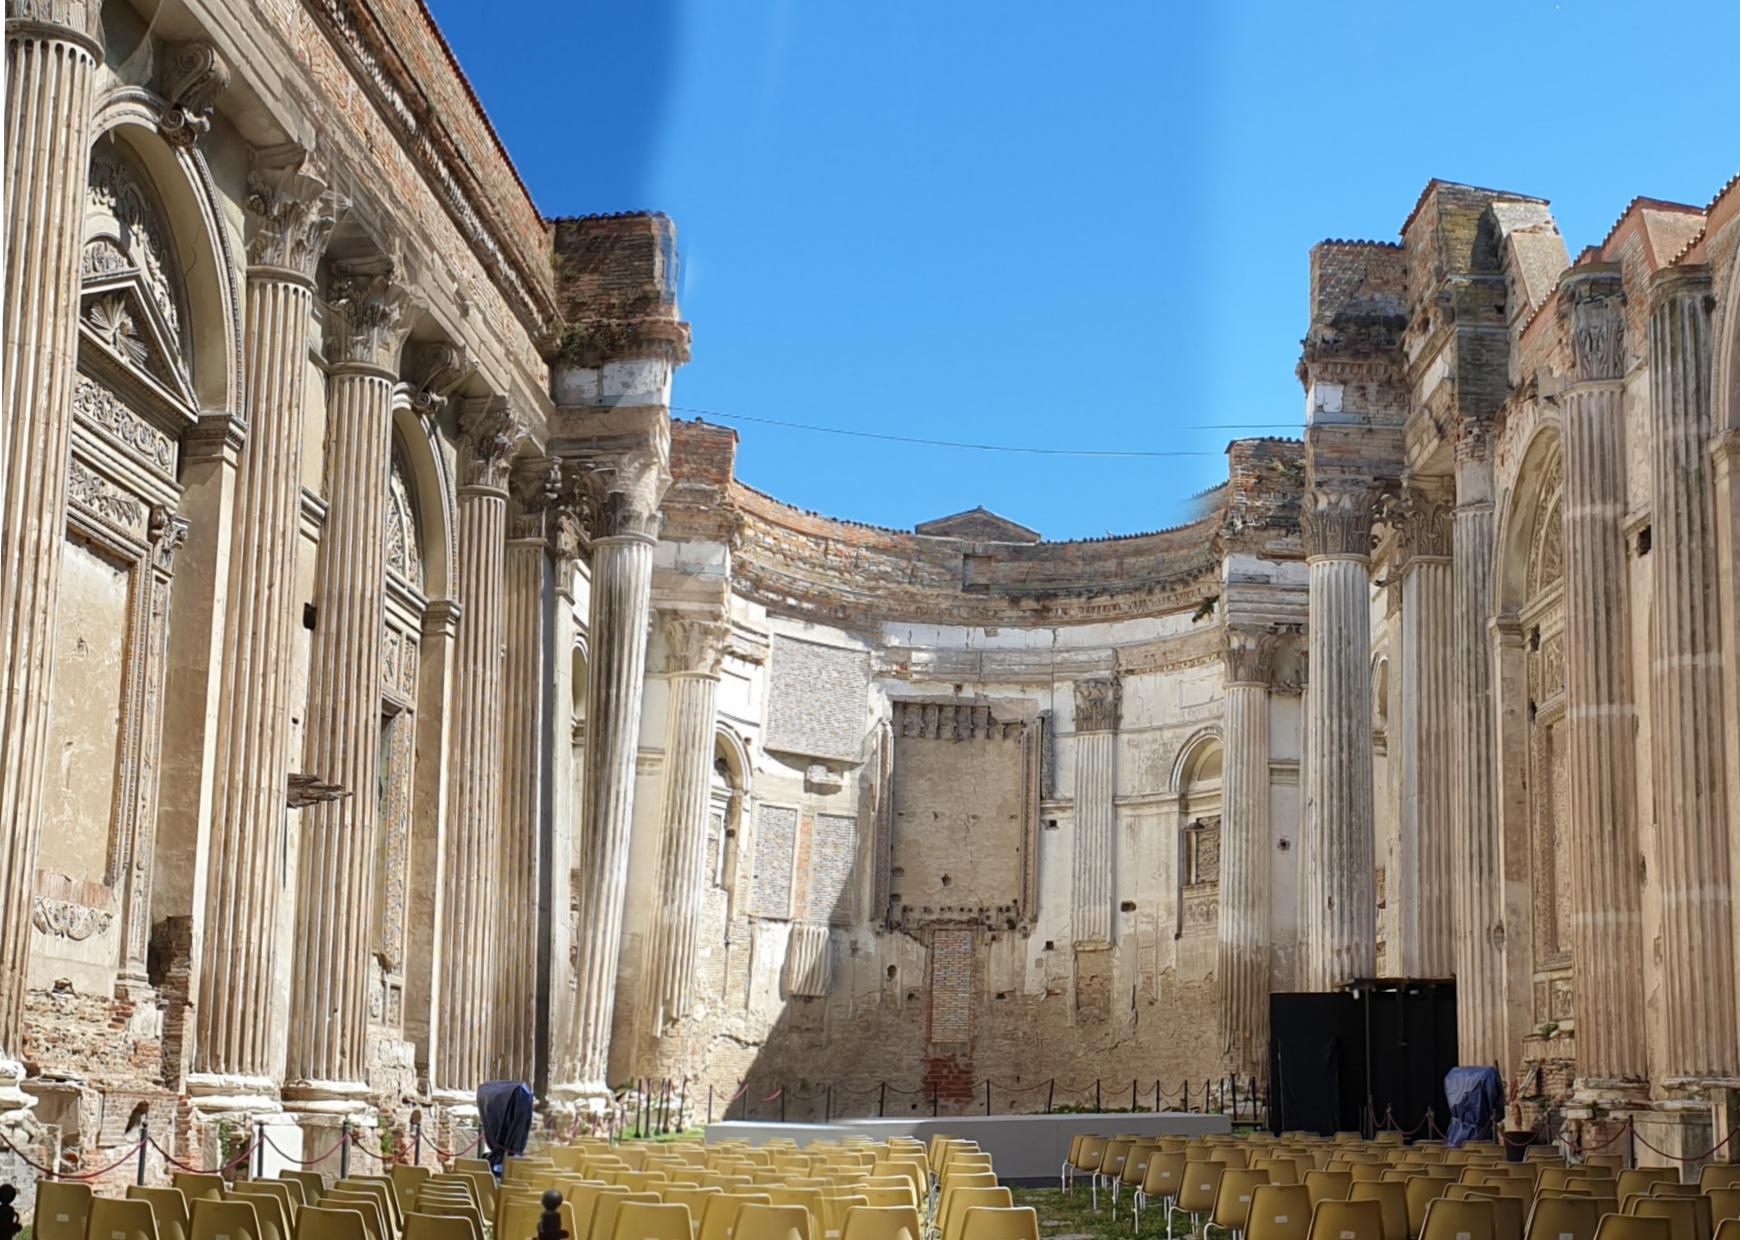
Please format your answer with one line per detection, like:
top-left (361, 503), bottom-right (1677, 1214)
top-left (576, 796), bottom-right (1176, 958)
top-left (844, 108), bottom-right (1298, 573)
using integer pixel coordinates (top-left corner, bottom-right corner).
top-left (456, 396), bottom-right (521, 491)
top-left (384, 440), bottom-right (424, 585)
top-left (1073, 676), bottom-right (1121, 734)
top-left (327, 257), bottom-right (416, 372)
top-left (508, 455), bottom-right (561, 540)
top-left (1561, 268), bottom-right (1626, 384)
top-left (1223, 627), bottom-right (1280, 686)
top-left (409, 340), bottom-right (472, 418)
top-left (664, 615), bottom-right (730, 677)
top-left (571, 443), bottom-right (669, 541)
top-left (1299, 482), bottom-right (1379, 559)
top-left (159, 41), bottom-right (230, 147)
top-left (1392, 482), bottom-right (1454, 563)
top-left (245, 144), bottom-right (344, 279)
top-left (32, 896), bottom-right (114, 941)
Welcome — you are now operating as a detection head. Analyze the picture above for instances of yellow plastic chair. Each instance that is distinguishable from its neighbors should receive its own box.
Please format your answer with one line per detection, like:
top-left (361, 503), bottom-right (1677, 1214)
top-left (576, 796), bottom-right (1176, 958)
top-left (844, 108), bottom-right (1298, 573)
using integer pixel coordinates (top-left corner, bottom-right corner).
top-left (1174, 1161), bottom-right (1226, 1236)
top-left (34, 1180), bottom-right (93, 1240)
top-left (228, 1187), bottom-right (292, 1240)
top-left (610, 1202), bottom-right (695, 1240)
top-left (731, 1204), bottom-right (812, 1240)
top-left (1706, 1192), bottom-right (1740, 1228)
top-left (1703, 1170), bottom-right (1740, 1193)
top-left (174, 1175), bottom-right (228, 1205)
top-left (403, 1214), bottom-right (482, 1240)
top-left (129, 1186), bottom-right (192, 1240)
top-left (239, 1181), bottom-right (301, 1225)
top-left (91, 1196), bottom-right (161, 1240)
top-left (1406, 1176), bottom-right (1448, 1239)
top-left (1524, 1195), bottom-right (1601, 1240)
top-left (1257, 1160), bottom-right (1302, 1187)
top-left (696, 1194), bottom-right (774, 1240)
top-left (1596, 1220), bottom-right (1673, 1240)
top-left (1627, 1196), bottom-right (1711, 1240)
top-left (838, 1205), bottom-right (919, 1240)
top-left (956, 1207), bottom-right (1038, 1240)
top-left (1307, 1172), bottom-right (1354, 1208)
top-left (294, 1206), bottom-right (371, 1240)
top-left (1308, 1200), bottom-right (1386, 1240)
top-left (815, 1197), bottom-right (867, 1240)
top-left (1214, 1169), bottom-right (1275, 1237)
top-left (1351, 1180), bottom-right (1409, 1240)
top-left (592, 1192), bottom-right (664, 1240)
top-left (191, 1199), bottom-right (265, 1240)
top-left (1619, 1173), bottom-right (1682, 1200)
top-left (939, 1188), bottom-right (1011, 1240)
top-left (1248, 1185), bottom-right (1313, 1240)
top-left (280, 1174), bottom-right (324, 1207)
top-left (319, 1193), bottom-right (389, 1240)
top-left (1421, 1198), bottom-right (1496, 1240)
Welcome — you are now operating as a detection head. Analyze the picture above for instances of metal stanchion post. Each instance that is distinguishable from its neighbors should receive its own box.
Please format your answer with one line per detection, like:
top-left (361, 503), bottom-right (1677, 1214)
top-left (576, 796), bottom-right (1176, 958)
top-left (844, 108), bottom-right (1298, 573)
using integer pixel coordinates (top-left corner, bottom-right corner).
top-left (137, 1121), bottom-right (149, 1185)
top-left (879, 1083), bottom-right (887, 1118)
top-left (1046, 1080), bottom-right (1054, 1114)
top-left (985, 1081), bottom-right (992, 1116)
top-left (255, 1122), bottom-right (265, 1178)
top-left (1095, 1079), bottom-right (1101, 1112)
top-left (340, 1118), bottom-right (351, 1178)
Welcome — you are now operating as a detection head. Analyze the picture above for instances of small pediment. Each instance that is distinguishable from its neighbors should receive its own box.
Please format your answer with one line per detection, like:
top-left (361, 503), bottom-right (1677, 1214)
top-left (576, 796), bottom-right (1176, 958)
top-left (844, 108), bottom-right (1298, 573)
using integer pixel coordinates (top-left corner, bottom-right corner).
top-left (914, 506), bottom-right (1041, 544)
top-left (79, 271), bottom-right (197, 411)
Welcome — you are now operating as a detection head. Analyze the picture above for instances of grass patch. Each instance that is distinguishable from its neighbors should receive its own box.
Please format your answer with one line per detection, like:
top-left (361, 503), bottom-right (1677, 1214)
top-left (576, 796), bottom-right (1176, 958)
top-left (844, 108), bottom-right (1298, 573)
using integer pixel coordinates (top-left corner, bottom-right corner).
top-left (1012, 1186), bottom-right (1198, 1240)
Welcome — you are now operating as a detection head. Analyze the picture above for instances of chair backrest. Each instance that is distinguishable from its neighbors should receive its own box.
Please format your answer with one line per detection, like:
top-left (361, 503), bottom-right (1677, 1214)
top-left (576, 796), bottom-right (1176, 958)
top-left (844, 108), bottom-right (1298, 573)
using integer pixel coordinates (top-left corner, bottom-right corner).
top-left (1073, 1137), bottom-right (1107, 1172)
top-left (1524, 1194), bottom-right (1601, 1240)
top-left (1122, 1145), bottom-right (1158, 1187)
top-left (1215, 1171), bottom-right (1276, 1232)
top-left (279, 1174), bottom-right (324, 1207)
top-left (129, 1186), bottom-right (192, 1240)
top-left (320, 1193), bottom-right (388, 1240)
top-left (1248, 1185), bottom-right (1313, 1240)
top-left (1257, 1160), bottom-right (1302, 1186)
top-left (1707, 1191), bottom-right (1740, 1228)
top-left (191, 1198), bottom-right (264, 1240)
top-left (957, 1207), bottom-right (1039, 1240)
top-left (1143, 1152), bottom-right (1188, 1199)
top-left (1406, 1175), bottom-right (1449, 1238)
top-left (1350, 1180), bottom-right (1409, 1240)
top-left (402, 1213), bottom-right (482, 1240)
top-left (1627, 1196), bottom-right (1711, 1240)
top-left (92, 1195), bottom-right (162, 1240)
top-left (591, 1192), bottom-right (664, 1240)
top-left (731, 1204), bottom-right (812, 1240)
top-left (294, 1206), bottom-right (371, 1240)
top-left (1306, 1171), bottom-right (1354, 1208)
top-left (610, 1202), bottom-right (695, 1240)
top-left (940, 1188), bottom-right (1012, 1240)
top-left (1596, 1220), bottom-right (1674, 1240)
top-left (1421, 1198), bottom-right (1497, 1240)
top-left (228, 1186), bottom-right (291, 1240)
top-left (1307, 1199), bottom-right (1386, 1240)
top-left (174, 1175), bottom-right (228, 1204)
top-left (1178, 1162), bottom-right (1227, 1215)
top-left (816, 1197), bottom-right (868, 1240)
top-left (1214, 1148), bottom-right (1253, 1171)
top-left (695, 1194), bottom-right (772, 1240)
top-left (838, 1205), bottom-right (919, 1240)
top-left (1703, 1170), bottom-right (1740, 1193)
top-left (1619, 1172), bottom-right (1682, 1200)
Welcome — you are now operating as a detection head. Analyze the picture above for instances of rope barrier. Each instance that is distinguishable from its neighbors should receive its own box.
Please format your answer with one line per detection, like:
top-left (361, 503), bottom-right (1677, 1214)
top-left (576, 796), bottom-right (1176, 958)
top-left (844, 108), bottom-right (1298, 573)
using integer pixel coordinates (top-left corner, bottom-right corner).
top-left (345, 1129), bottom-right (407, 1166)
top-left (427, 1132), bottom-right (482, 1161)
top-left (0, 1131), bottom-right (145, 1180)
top-left (260, 1130), bottom-right (347, 1168)
top-left (760, 1088), bottom-right (784, 1104)
top-left (146, 1134), bottom-right (257, 1176)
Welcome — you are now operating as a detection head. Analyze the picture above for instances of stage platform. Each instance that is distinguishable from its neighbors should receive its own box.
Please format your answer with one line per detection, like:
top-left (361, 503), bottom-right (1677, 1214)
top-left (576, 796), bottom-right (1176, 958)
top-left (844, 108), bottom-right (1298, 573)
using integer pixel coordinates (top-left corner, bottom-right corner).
top-left (705, 1111), bottom-right (1232, 1184)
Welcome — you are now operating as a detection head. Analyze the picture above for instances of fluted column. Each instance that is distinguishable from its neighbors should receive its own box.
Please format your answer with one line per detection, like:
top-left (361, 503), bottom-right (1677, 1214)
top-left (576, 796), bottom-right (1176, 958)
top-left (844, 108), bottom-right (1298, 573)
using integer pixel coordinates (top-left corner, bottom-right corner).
top-left (646, 615), bottom-right (729, 1032)
top-left (190, 149), bottom-right (341, 1103)
top-left (1450, 419), bottom-right (1506, 1068)
top-left (1219, 629), bottom-right (1275, 1078)
top-left (1071, 677), bottom-right (1120, 946)
top-left (495, 457), bottom-right (556, 1084)
top-left (1558, 268), bottom-right (1648, 1087)
top-left (1299, 482), bottom-right (1377, 989)
top-left (1395, 484), bottom-right (1455, 979)
top-left (433, 398), bottom-right (518, 1097)
top-left (284, 261), bottom-right (413, 1105)
top-left (561, 447), bottom-right (668, 1092)
top-left (0, 0), bottom-right (102, 1099)
top-left (1647, 265), bottom-right (1737, 1079)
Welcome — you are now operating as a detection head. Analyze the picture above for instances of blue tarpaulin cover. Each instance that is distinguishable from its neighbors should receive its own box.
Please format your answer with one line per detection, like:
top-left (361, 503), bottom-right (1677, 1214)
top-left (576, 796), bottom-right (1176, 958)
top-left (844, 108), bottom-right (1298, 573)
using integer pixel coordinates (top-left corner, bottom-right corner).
top-left (477, 1080), bottom-right (534, 1173)
top-left (1444, 1065), bottom-right (1503, 1147)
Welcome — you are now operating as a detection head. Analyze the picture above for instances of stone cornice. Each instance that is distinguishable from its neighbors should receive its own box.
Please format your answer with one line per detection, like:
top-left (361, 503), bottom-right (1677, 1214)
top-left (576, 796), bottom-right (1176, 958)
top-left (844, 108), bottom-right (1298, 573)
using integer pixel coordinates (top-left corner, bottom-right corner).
top-left (299, 0), bottom-right (559, 342)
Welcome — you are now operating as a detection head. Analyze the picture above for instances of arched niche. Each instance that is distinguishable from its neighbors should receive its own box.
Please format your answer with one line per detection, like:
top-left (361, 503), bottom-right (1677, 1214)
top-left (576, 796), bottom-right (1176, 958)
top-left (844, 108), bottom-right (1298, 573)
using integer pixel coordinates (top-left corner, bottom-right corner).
top-left (711, 725), bottom-right (753, 892)
top-left (89, 95), bottom-right (241, 415)
top-left (389, 400), bottom-right (455, 601)
top-left (1172, 727), bottom-right (1224, 940)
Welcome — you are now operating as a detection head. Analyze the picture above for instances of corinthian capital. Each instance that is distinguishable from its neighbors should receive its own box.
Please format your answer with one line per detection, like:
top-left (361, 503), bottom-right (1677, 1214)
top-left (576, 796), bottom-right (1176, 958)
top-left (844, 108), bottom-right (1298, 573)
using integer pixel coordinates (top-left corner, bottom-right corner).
top-left (1073, 676), bottom-right (1121, 734)
top-left (568, 442), bottom-right (670, 542)
top-left (327, 258), bottom-right (416, 374)
top-left (663, 614), bottom-right (730, 677)
top-left (456, 396), bottom-right (521, 492)
top-left (159, 41), bottom-right (229, 147)
top-left (1392, 480), bottom-right (1453, 564)
top-left (1560, 265), bottom-right (1626, 384)
top-left (6, 0), bottom-right (102, 50)
top-left (246, 144), bottom-right (344, 279)
top-left (1299, 481), bottom-right (1378, 560)
top-left (1223, 627), bottom-right (1280, 687)
top-left (508, 455), bottom-right (561, 541)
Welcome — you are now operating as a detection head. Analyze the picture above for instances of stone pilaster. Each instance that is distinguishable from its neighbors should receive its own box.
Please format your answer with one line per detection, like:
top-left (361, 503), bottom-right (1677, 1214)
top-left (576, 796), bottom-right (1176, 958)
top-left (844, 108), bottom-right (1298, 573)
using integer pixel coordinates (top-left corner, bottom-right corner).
top-left (646, 614), bottom-right (730, 1032)
top-left (1071, 677), bottom-right (1120, 947)
top-left (0, 0), bottom-right (103, 1104)
top-left (433, 397), bottom-right (518, 1097)
top-left (190, 147), bottom-right (341, 1107)
top-left (1394, 482), bottom-right (1455, 979)
top-left (284, 260), bottom-right (413, 1107)
top-left (495, 456), bottom-right (557, 1085)
top-left (1558, 267), bottom-right (1647, 1087)
top-left (1647, 265), bottom-right (1737, 1079)
top-left (557, 444), bottom-right (669, 1094)
top-left (1450, 418), bottom-right (1506, 1069)
top-left (1713, 429), bottom-right (1740, 939)
top-left (1219, 629), bottom-right (1275, 1078)
top-left (1299, 482), bottom-right (1377, 989)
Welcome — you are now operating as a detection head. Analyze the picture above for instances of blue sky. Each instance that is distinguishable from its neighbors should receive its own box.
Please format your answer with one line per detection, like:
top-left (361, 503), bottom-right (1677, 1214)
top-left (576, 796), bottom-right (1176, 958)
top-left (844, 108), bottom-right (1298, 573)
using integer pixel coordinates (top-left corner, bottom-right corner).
top-left (427, 0), bottom-right (1739, 540)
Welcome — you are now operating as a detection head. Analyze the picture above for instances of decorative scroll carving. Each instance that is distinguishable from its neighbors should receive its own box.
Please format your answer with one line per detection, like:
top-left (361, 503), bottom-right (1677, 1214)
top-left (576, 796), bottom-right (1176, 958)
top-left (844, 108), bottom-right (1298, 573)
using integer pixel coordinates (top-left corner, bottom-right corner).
top-left (245, 144), bottom-right (343, 278)
top-left (148, 507), bottom-right (189, 571)
top-left (1073, 676), bottom-right (1121, 733)
top-left (327, 258), bottom-right (415, 372)
top-left (664, 616), bottom-right (729, 677)
top-left (159, 41), bottom-right (229, 147)
top-left (1393, 482), bottom-right (1454, 563)
top-left (32, 897), bottom-right (113, 941)
top-left (67, 458), bottom-right (146, 534)
top-left (508, 455), bottom-right (561, 540)
top-left (1223, 628), bottom-right (1280, 686)
top-left (1299, 483), bottom-right (1378, 559)
top-left (456, 396), bottom-right (520, 490)
top-left (570, 444), bottom-right (669, 541)
top-left (1562, 268), bottom-right (1626, 384)
top-left (73, 377), bottom-right (174, 476)
top-left (1527, 469), bottom-right (1565, 600)
top-left (374, 711), bottom-right (415, 972)
top-left (409, 340), bottom-right (471, 419)
top-left (384, 439), bottom-right (424, 586)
